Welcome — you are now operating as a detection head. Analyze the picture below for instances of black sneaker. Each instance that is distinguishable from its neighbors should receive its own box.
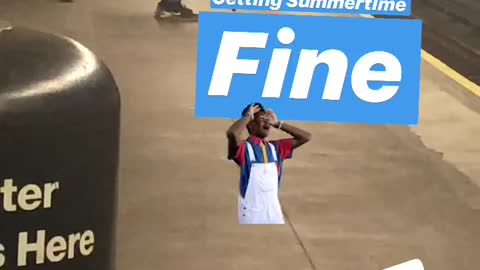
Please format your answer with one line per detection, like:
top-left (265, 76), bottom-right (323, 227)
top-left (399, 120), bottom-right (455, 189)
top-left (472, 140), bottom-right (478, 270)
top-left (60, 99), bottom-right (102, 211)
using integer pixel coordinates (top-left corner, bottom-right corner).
top-left (154, 0), bottom-right (198, 21)
top-left (178, 4), bottom-right (198, 20)
top-left (154, 0), bottom-right (179, 17)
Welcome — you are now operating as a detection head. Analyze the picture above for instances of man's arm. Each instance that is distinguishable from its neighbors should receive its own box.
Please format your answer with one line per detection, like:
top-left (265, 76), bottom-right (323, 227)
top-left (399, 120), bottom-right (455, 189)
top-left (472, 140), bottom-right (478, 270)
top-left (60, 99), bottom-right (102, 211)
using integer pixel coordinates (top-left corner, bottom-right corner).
top-left (226, 115), bottom-right (251, 159)
top-left (226, 104), bottom-right (261, 159)
top-left (273, 121), bottom-right (311, 149)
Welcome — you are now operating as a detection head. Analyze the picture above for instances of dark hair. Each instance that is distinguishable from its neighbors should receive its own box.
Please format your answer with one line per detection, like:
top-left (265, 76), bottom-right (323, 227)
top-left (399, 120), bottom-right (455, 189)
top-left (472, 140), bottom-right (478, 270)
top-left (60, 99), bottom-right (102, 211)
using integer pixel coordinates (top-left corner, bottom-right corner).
top-left (241, 102), bottom-right (265, 118)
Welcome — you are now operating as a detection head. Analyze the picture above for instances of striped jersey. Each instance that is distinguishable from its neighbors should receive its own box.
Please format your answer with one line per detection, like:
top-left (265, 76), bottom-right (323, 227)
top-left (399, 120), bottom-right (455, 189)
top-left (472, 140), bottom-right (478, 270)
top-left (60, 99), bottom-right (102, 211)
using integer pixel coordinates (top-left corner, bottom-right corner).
top-left (229, 135), bottom-right (294, 198)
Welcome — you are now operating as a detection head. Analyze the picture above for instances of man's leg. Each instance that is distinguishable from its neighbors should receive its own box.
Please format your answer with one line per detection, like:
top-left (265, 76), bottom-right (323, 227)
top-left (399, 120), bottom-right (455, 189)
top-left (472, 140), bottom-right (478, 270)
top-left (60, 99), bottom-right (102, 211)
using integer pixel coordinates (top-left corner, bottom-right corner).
top-left (154, 0), bottom-right (198, 20)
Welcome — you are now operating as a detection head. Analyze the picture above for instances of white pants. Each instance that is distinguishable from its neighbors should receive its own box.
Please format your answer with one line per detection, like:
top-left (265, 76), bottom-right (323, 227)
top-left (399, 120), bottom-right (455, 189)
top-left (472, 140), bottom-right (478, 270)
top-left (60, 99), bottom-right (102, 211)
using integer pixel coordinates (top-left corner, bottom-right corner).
top-left (238, 162), bottom-right (285, 224)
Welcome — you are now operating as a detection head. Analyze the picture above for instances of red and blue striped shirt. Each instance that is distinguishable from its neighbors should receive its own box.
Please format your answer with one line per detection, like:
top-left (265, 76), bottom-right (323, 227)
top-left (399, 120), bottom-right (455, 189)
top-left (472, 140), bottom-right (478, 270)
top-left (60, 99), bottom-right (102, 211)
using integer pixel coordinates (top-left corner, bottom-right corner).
top-left (229, 135), bottom-right (294, 198)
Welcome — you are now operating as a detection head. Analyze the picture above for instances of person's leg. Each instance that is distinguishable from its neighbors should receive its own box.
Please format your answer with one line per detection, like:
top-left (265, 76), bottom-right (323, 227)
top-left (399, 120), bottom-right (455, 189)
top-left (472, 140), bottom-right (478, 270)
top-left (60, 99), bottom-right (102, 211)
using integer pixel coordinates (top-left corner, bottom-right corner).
top-left (154, 0), bottom-right (198, 20)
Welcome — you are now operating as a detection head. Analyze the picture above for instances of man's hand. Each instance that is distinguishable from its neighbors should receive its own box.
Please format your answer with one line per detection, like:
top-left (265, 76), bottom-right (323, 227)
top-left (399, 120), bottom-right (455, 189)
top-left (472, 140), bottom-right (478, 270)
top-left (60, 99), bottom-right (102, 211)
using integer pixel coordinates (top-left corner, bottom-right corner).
top-left (266, 109), bottom-right (311, 149)
top-left (266, 109), bottom-right (281, 128)
top-left (246, 104), bottom-right (262, 120)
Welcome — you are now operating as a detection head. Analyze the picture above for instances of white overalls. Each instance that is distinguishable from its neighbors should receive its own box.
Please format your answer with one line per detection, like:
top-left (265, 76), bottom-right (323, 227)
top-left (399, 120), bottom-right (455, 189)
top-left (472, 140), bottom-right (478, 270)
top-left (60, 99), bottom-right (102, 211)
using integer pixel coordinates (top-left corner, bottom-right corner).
top-left (238, 141), bottom-right (285, 224)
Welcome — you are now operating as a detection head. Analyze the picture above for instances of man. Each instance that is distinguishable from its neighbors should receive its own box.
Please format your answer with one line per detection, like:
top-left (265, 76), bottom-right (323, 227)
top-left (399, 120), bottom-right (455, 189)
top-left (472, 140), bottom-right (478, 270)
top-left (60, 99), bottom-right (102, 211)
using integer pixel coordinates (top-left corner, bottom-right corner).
top-left (154, 0), bottom-right (198, 20)
top-left (226, 103), bottom-right (311, 224)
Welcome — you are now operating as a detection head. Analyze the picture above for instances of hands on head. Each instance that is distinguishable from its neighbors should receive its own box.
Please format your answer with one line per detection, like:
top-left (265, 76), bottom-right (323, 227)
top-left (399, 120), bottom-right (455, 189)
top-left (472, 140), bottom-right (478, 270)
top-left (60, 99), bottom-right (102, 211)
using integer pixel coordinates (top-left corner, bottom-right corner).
top-left (265, 109), bottom-right (281, 128)
top-left (245, 103), bottom-right (281, 128)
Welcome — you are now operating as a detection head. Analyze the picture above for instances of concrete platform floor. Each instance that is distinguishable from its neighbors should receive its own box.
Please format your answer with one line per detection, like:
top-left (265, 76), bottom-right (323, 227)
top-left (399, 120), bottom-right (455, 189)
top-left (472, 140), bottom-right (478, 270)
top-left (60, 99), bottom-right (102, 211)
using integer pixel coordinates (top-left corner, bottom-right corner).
top-left (1, 0), bottom-right (480, 269)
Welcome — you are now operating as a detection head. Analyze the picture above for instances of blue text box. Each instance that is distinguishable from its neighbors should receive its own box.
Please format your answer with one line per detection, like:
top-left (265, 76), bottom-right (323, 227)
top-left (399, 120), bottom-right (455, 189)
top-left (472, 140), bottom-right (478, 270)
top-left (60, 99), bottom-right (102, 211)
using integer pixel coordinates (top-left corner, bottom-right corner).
top-left (195, 12), bottom-right (422, 125)
top-left (210, 0), bottom-right (411, 16)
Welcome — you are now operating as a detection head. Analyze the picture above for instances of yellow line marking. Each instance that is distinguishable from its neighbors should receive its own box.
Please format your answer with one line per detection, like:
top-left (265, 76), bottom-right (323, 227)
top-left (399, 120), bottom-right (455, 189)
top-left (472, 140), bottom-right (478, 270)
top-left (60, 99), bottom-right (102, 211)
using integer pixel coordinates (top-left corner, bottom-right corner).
top-left (360, 14), bottom-right (480, 96)
top-left (421, 50), bottom-right (480, 96)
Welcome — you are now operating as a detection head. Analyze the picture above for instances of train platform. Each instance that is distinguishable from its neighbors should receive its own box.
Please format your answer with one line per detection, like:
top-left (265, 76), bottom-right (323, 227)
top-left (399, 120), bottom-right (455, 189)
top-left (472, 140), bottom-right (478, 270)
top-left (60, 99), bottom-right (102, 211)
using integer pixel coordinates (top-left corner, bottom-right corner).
top-left (0, 0), bottom-right (479, 269)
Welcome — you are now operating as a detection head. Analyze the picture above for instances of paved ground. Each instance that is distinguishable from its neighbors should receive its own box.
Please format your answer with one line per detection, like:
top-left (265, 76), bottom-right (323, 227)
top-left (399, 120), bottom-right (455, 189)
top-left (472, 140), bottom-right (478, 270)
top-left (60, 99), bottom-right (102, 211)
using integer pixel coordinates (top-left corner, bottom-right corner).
top-left (1, 0), bottom-right (480, 270)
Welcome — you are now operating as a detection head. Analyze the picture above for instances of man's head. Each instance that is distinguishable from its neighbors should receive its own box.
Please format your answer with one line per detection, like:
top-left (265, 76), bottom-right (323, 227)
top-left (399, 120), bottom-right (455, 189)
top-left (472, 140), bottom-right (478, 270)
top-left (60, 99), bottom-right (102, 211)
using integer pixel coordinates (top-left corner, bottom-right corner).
top-left (241, 102), bottom-right (272, 139)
